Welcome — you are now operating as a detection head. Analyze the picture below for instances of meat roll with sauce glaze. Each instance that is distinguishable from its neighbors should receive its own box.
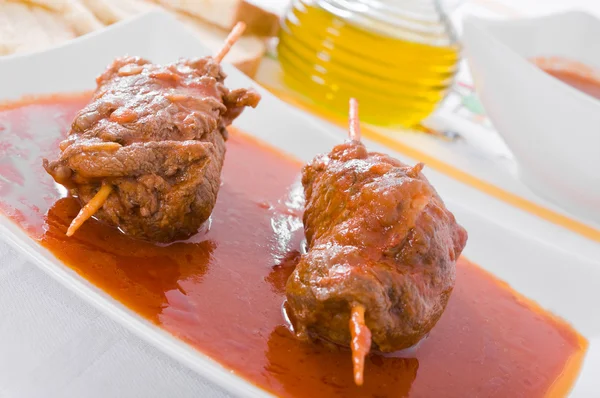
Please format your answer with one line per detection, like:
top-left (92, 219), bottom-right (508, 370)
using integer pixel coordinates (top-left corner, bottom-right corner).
top-left (44, 25), bottom-right (260, 243)
top-left (285, 99), bottom-right (468, 385)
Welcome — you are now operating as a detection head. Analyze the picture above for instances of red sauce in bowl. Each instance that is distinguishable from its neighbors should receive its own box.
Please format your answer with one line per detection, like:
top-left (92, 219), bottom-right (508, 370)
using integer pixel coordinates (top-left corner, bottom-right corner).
top-left (0, 94), bottom-right (588, 397)
top-left (533, 56), bottom-right (600, 100)
top-left (545, 69), bottom-right (600, 100)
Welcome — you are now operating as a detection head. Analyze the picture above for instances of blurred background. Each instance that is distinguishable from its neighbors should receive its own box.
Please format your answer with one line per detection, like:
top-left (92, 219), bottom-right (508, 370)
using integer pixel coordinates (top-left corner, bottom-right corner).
top-left (1, 0), bottom-right (598, 132)
top-left (2, 0), bottom-right (600, 228)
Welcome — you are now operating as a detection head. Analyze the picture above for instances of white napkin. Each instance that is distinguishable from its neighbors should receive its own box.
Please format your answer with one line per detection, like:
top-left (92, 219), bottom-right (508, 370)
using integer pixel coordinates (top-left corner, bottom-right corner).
top-left (0, 239), bottom-right (232, 398)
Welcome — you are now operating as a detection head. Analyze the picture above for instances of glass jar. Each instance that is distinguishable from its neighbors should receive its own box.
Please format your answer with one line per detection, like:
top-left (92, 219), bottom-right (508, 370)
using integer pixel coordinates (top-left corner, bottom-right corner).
top-left (278, 0), bottom-right (460, 127)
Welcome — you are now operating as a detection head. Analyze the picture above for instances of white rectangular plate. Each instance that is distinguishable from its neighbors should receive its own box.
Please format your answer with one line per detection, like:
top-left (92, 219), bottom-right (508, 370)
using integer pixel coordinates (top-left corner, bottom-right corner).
top-left (0, 11), bottom-right (599, 397)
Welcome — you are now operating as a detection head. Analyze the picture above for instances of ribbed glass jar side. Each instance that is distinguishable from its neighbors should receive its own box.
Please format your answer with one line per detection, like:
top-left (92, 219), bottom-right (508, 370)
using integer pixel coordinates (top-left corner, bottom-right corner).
top-left (278, 0), bottom-right (460, 127)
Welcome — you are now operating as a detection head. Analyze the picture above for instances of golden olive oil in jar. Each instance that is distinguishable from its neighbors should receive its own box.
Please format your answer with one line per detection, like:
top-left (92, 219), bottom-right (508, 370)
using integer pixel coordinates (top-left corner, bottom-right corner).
top-left (278, 0), bottom-right (460, 127)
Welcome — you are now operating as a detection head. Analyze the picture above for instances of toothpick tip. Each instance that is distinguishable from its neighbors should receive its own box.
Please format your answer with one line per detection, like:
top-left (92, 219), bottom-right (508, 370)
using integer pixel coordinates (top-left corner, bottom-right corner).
top-left (213, 22), bottom-right (247, 64)
top-left (348, 98), bottom-right (361, 142)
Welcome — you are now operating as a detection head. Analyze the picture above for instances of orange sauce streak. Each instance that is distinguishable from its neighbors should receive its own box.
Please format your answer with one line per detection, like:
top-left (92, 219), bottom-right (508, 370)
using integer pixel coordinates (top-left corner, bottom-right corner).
top-left (547, 69), bottom-right (600, 99)
top-left (0, 94), bottom-right (588, 397)
top-left (532, 56), bottom-right (600, 101)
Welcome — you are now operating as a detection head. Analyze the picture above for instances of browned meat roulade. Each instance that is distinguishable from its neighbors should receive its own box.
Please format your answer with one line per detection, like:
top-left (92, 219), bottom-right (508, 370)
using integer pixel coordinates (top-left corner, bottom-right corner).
top-left (285, 99), bottom-right (468, 385)
top-left (43, 23), bottom-right (260, 243)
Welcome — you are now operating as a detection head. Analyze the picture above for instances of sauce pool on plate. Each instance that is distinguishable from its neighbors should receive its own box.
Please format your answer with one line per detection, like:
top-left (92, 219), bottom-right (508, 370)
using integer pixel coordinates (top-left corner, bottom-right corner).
top-left (0, 94), bottom-right (588, 397)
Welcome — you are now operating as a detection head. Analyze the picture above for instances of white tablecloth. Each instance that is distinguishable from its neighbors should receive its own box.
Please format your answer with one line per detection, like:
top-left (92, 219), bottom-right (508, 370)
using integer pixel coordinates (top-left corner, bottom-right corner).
top-left (0, 239), bottom-right (231, 398)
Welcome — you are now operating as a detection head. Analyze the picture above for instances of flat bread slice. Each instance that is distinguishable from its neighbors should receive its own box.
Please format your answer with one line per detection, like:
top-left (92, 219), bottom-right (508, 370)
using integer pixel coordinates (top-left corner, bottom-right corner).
top-left (236, 0), bottom-right (281, 37)
top-left (0, 2), bottom-right (19, 55)
top-left (115, 0), bottom-right (159, 17)
top-left (0, 1), bottom-right (75, 55)
top-left (60, 0), bottom-right (105, 35)
top-left (149, 0), bottom-right (240, 30)
top-left (148, 0), bottom-right (280, 37)
top-left (32, 5), bottom-right (76, 44)
top-left (78, 0), bottom-right (157, 25)
top-left (14, 0), bottom-right (104, 35)
top-left (78, 0), bottom-right (132, 25)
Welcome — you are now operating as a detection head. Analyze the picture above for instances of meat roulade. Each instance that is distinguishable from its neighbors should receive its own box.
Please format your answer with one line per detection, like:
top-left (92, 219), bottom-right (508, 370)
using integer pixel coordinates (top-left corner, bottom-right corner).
top-left (44, 23), bottom-right (260, 243)
top-left (285, 99), bottom-right (468, 385)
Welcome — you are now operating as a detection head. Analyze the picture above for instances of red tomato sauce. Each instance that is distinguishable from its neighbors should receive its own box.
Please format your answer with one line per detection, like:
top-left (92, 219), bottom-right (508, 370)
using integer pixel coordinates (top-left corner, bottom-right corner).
top-left (533, 56), bottom-right (600, 100)
top-left (545, 69), bottom-right (600, 100)
top-left (0, 94), bottom-right (587, 397)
